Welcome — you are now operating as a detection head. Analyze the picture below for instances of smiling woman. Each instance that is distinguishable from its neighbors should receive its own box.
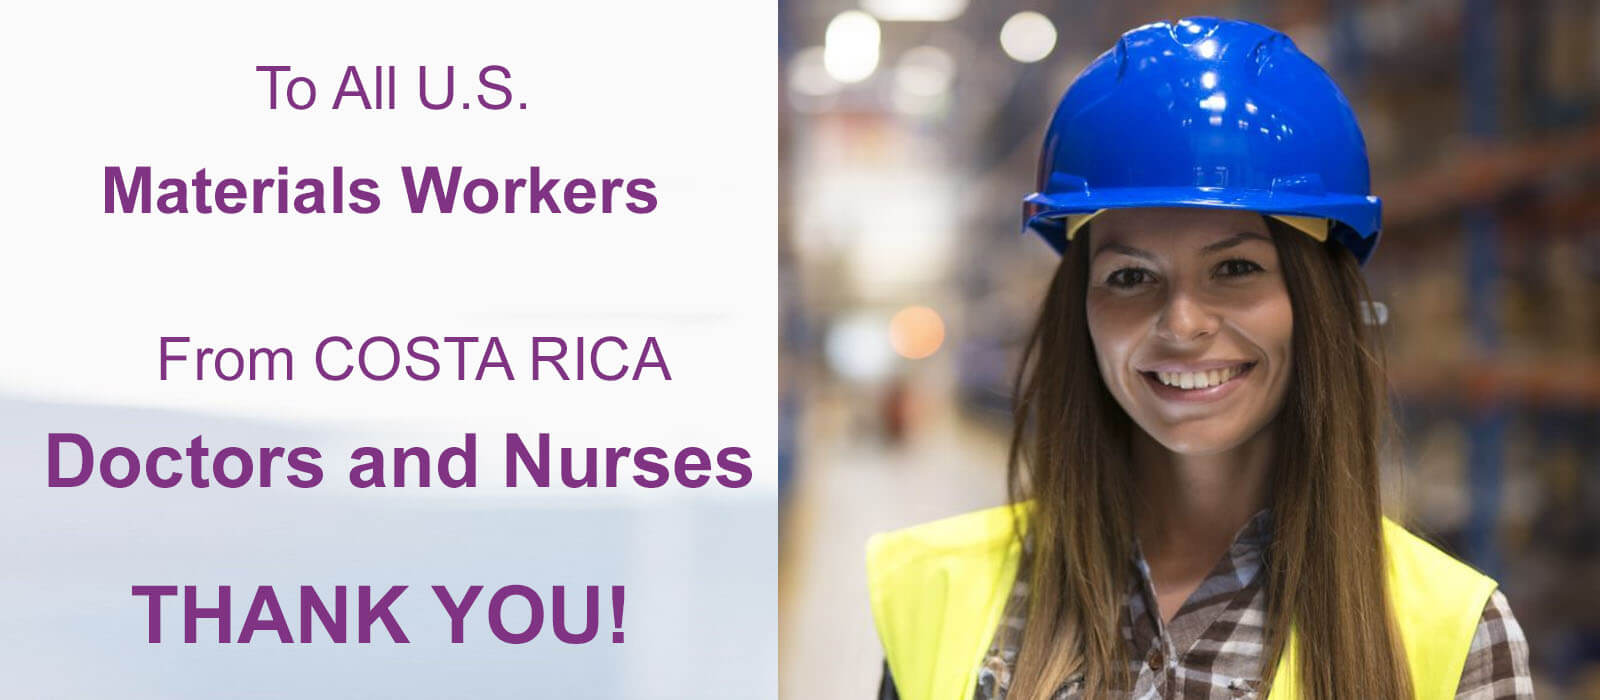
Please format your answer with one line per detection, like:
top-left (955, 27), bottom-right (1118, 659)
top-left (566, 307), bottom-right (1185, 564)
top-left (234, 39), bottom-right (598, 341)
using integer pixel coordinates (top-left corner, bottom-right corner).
top-left (864, 16), bottom-right (1532, 700)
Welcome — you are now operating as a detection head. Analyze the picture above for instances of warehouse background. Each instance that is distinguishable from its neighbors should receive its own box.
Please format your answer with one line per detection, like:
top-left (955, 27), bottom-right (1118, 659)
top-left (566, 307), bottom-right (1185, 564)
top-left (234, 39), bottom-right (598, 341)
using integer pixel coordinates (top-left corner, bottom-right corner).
top-left (777, 1), bottom-right (1600, 697)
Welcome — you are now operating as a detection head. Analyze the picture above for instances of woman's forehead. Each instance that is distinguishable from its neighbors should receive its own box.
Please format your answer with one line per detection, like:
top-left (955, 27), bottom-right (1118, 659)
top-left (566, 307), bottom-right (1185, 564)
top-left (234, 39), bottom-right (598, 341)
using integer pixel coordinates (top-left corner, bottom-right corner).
top-left (1090, 208), bottom-right (1272, 249)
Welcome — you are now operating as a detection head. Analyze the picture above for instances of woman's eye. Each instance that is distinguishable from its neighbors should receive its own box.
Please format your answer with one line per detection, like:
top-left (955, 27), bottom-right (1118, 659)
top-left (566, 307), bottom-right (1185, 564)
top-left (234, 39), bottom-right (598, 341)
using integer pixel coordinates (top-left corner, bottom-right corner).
top-left (1216, 259), bottom-right (1264, 277)
top-left (1106, 268), bottom-right (1152, 287)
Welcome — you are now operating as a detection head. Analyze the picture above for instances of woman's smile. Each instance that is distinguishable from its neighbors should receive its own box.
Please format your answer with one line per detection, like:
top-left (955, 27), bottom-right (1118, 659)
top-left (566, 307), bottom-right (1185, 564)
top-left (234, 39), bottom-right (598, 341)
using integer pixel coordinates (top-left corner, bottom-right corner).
top-left (1138, 360), bottom-right (1257, 403)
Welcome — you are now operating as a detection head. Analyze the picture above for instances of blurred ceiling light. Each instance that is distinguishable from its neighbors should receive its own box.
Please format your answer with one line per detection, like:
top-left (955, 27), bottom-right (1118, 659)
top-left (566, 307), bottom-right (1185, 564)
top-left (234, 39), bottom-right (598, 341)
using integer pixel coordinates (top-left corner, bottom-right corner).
top-left (846, 172), bottom-right (958, 299)
top-left (894, 46), bottom-right (955, 96)
top-left (789, 46), bottom-right (840, 98)
top-left (891, 45), bottom-right (955, 115)
top-left (825, 312), bottom-right (895, 382)
top-left (1000, 11), bottom-right (1056, 63)
top-left (862, 0), bottom-right (967, 22)
top-left (889, 306), bottom-right (945, 359)
top-left (825, 11), bottom-right (881, 83)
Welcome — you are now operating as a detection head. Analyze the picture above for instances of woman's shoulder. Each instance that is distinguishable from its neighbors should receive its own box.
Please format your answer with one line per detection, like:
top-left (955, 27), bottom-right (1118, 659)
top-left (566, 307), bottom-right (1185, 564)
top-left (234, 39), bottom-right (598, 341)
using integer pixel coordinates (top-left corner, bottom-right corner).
top-left (1380, 518), bottom-right (1498, 595)
top-left (1456, 588), bottom-right (1535, 697)
top-left (1379, 518), bottom-right (1509, 699)
top-left (1380, 517), bottom-right (1499, 624)
top-left (865, 505), bottom-right (1030, 700)
top-left (866, 503), bottom-right (1028, 574)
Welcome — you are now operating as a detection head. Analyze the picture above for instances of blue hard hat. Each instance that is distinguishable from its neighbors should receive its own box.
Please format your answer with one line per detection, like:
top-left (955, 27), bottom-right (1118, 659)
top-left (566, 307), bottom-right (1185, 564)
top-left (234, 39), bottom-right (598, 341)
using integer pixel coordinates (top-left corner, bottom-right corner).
top-left (1023, 17), bottom-right (1382, 264)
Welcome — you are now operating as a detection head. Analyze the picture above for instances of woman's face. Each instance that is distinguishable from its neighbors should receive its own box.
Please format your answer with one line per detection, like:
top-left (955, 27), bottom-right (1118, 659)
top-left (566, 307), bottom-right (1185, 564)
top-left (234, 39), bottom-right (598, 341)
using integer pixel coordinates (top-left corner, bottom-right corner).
top-left (1084, 207), bottom-right (1294, 456)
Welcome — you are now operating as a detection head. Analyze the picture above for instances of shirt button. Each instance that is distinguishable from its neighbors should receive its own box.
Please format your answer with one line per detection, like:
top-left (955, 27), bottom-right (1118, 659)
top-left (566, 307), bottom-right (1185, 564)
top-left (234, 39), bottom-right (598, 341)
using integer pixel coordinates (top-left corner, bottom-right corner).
top-left (1147, 648), bottom-right (1164, 671)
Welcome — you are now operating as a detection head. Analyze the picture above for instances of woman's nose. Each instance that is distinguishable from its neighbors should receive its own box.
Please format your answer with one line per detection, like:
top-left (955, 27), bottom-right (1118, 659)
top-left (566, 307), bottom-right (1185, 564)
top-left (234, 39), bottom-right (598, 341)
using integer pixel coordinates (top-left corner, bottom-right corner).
top-left (1155, 289), bottom-right (1221, 341)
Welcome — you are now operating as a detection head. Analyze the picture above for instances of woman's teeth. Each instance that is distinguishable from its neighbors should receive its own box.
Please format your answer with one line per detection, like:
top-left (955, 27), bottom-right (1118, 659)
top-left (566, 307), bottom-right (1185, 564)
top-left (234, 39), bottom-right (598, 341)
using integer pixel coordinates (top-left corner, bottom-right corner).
top-left (1155, 364), bottom-right (1248, 390)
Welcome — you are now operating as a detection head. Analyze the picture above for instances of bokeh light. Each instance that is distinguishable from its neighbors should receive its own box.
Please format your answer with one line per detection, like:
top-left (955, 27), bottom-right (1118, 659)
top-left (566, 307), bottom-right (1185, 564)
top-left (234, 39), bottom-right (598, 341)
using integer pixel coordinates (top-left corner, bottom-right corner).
top-left (862, 0), bottom-right (967, 22)
top-left (999, 11), bottom-right (1057, 63)
top-left (891, 45), bottom-right (956, 116)
top-left (824, 312), bottom-right (894, 381)
top-left (824, 11), bottom-right (880, 83)
top-left (889, 306), bottom-right (945, 359)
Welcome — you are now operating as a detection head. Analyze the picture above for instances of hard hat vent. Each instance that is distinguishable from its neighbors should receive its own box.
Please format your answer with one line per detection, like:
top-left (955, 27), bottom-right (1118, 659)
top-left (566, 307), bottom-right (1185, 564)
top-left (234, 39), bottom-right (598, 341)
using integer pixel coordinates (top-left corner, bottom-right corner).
top-left (1249, 33), bottom-right (1293, 71)
top-left (1170, 17), bottom-right (1222, 46)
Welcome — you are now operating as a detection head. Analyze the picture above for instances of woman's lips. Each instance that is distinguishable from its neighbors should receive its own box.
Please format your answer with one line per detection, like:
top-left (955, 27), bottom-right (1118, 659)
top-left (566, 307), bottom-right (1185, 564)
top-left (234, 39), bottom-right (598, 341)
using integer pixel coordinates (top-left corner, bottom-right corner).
top-left (1139, 361), bottom-right (1256, 403)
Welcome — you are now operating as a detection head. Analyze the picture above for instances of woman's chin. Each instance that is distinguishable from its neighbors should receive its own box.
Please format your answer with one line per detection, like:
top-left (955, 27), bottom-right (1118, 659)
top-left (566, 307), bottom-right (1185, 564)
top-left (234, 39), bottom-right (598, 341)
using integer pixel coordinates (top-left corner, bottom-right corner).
top-left (1138, 421), bottom-right (1258, 457)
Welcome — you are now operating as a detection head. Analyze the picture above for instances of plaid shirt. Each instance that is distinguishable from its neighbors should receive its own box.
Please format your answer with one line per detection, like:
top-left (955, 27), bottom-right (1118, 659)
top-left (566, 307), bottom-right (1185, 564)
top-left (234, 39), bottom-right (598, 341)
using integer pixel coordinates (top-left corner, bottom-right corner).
top-left (877, 511), bottom-right (1533, 699)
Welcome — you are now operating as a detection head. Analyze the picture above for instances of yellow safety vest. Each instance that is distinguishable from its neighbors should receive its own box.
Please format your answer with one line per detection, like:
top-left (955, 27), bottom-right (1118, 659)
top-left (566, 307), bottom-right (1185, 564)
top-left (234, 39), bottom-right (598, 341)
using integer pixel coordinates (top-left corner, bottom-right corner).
top-left (866, 504), bottom-right (1497, 700)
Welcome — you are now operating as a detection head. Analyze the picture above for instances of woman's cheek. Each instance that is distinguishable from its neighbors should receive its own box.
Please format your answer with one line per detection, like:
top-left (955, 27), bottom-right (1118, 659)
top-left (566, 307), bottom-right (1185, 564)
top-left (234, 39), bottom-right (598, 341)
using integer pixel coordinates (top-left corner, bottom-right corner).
top-left (1241, 294), bottom-right (1294, 412)
top-left (1086, 299), bottom-right (1144, 396)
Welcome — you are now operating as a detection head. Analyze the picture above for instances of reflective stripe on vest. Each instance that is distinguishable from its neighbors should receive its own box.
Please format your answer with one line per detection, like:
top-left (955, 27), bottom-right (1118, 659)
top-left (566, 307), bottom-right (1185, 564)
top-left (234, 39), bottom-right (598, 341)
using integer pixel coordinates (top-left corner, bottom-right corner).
top-left (865, 504), bottom-right (1497, 700)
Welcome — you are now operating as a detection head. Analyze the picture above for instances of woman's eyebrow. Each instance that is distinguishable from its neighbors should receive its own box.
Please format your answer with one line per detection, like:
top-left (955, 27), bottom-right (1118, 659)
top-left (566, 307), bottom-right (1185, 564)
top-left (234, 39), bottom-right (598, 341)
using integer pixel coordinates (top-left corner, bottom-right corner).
top-left (1092, 242), bottom-right (1155, 261)
top-left (1200, 231), bottom-right (1273, 253)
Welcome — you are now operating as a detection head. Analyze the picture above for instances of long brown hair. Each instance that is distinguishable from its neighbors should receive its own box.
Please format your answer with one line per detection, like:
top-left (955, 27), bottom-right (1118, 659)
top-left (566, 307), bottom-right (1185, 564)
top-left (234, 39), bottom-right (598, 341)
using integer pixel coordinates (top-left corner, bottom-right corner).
top-left (1003, 217), bottom-right (1411, 699)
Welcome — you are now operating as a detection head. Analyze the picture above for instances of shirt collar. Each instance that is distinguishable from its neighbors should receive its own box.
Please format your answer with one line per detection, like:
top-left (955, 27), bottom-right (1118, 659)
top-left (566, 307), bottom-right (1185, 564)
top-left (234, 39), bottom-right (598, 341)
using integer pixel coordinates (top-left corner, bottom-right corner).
top-left (1126, 508), bottom-right (1273, 647)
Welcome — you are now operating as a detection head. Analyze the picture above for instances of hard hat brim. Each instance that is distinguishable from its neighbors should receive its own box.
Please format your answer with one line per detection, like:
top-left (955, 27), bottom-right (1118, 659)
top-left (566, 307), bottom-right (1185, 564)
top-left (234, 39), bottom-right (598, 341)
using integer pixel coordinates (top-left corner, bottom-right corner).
top-left (1023, 186), bottom-right (1381, 264)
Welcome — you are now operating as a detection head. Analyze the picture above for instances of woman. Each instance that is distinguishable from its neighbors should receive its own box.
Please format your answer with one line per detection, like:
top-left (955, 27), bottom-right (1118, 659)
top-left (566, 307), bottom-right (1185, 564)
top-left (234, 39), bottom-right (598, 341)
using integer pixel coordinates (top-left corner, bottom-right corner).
top-left (867, 17), bottom-right (1532, 700)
